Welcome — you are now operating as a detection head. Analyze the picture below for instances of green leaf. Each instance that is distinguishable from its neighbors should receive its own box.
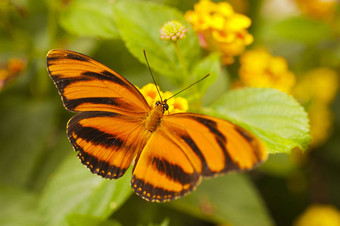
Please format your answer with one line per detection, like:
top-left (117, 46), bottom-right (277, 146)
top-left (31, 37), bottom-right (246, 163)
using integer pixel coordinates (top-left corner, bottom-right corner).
top-left (67, 214), bottom-right (122, 226)
top-left (171, 174), bottom-right (274, 226)
top-left (149, 218), bottom-right (170, 226)
top-left (260, 153), bottom-right (298, 177)
top-left (191, 53), bottom-right (221, 97)
top-left (0, 186), bottom-right (41, 226)
top-left (158, 218), bottom-right (170, 226)
top-left (113, 1), bottom-right (201, 86)
top-left (274, 16), bottom-right (332, 45)
top-left (39, 154), bottom-right (132, 226)
top-left (201, 67), bottom-right (229, 106)
top-left (207, 88), bottom-right (311, 153)
top-left (0, 98), bottom-right (57, 187)
top-left (32, 131), bottom-right (73, 191)
top-left (60, 0), bottom-right (119, 39)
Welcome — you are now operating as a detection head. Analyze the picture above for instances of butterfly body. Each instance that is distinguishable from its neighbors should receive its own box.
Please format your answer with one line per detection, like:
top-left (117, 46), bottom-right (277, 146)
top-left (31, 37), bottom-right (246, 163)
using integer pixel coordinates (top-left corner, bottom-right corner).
top-left (144, 100), bottom-right (167, 132)
top-left (47, 49), bottom-right (267, 202)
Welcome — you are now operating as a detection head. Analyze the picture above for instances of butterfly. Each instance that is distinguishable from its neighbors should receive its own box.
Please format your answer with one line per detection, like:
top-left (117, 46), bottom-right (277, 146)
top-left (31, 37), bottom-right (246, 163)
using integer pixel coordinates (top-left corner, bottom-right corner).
top-left (47, 49), bottom-right (268, 202)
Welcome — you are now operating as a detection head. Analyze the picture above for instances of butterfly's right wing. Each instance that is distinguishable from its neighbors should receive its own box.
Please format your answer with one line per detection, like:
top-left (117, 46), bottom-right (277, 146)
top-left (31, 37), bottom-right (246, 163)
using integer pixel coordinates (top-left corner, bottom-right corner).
top-left (47, 49), bottom-right (150, 115)
top-left (161, 113), bottom-right (268, 176)
top-left (131, 113), bottom-right (267, 202)
top-left (67, 111), bottom-right (149, 179)
top-left (131, 126), bottom-right (201, 202)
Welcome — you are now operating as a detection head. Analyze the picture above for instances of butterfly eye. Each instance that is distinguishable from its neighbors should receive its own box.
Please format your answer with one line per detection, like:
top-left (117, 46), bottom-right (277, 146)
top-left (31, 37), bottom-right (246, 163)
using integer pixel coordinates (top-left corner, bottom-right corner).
top-left (162, 99), bottom-right (169, 112)
top-left (163, 103), bottom-right (169, 111)
top-left (155, 101), bottom-right (161, 106)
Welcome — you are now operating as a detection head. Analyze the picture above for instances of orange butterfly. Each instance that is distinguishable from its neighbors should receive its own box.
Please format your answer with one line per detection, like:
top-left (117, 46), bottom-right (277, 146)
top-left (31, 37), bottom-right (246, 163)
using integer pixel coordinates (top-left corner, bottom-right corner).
top-left (47, 49), bottom-right (267, 202)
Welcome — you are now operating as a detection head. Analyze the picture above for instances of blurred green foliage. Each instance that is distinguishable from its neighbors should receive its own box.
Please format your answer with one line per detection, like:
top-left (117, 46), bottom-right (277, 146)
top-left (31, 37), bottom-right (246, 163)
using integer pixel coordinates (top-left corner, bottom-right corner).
top-left (0, 0), bottom-right (339, 226)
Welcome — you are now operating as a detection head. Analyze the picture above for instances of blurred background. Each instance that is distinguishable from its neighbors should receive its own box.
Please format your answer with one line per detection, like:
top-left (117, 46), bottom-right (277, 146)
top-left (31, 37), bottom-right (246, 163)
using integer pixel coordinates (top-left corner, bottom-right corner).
top-left (0, 0), bottom-right (340, 225)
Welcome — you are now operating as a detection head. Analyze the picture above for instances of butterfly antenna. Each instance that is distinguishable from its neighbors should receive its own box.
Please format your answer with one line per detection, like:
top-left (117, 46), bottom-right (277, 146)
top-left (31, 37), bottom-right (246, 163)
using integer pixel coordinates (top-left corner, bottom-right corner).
top-left (167, 74), bottom-right (210, 100)
top-left (143, 50), bottom-right (163, 102)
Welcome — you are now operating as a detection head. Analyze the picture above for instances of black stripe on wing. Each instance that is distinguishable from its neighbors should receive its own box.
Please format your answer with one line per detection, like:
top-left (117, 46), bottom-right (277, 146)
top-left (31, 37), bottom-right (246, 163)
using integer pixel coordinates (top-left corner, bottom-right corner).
top-left (151, 157), bottom-right (197, 185)
top-left (81, 71), bottom-right (131, 88)
top-left (47, 52), bottom-right (88, 64)
top-left (130, 175), bottom-right (200, 203)
top-left (77, 151), bottom-right (127, 179)
top-left (179, 134), bottom-right (211, 175)
top-left (65, 97), bottom-right (137, 113)
top-left (194, 116), bottom-right (240, 172)
top-left (49, 72), bottom-right (139, 112)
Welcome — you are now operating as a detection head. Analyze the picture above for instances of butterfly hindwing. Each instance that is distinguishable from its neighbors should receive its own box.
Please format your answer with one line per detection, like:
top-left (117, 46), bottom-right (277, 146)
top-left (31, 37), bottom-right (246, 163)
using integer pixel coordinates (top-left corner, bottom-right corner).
top-left (131, 127), bottom-right (201, 202)
top-left (67, 111), bottom-right (148, 179)
top-left (47, 49), bottom-right (150, 115)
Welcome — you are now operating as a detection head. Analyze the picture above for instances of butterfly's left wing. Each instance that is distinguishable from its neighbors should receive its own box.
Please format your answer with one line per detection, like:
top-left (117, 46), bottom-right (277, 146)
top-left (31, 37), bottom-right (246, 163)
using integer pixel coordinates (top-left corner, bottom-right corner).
top-left (47, 49), bottom-right (151, 179)
top-left (67, 111), bottom-right (148, 179)
top-left (47, 49), bottom-right (150, 115)
top-left (131, 113), bottom-right (267, 202)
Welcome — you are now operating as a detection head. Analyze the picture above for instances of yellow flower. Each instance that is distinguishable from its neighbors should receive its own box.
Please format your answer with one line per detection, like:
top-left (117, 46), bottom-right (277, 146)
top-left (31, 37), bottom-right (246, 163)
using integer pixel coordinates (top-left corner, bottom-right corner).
top-left (294, 0), bottom-right (338, 20)
top-left (7, 58), bottom-right (25, 74)
top-left (308, 104), bottom-right (334, 147)
top-left (0, 58), bottom-right (26, 90)
top-left (294, 204), bottom-right (340, 226)
top-left (238, 48), bottom-right (295, 93)
top-left (293, 68), bottom-right (339, 147)
top-left (138, 83), bottom-right (159, 107)
top-left (138, 83), bottom-right (188, 114)
top-left (0, 69), bottom-right (9, 80)
top-left (160, 20), bottom-right (188, 41)
top-left (0, 69), bottom-right (9, 89)
top-left (294, 68), bottom-right (339, 104)
top-left (185, 0), bottom-right (253, 64)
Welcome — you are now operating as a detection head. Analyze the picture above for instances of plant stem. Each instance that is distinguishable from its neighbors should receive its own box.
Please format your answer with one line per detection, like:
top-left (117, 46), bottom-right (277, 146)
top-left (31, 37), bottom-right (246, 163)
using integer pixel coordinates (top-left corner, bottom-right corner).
top-left (173, 41), bottom-right (189, 86)
top-left (173, 41), bottom-right (204, 110)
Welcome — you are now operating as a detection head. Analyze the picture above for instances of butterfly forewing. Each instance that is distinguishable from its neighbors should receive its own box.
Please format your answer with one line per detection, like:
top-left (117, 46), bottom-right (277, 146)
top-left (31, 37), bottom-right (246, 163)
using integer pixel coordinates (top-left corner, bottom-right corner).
top-left (47, 49), bottom-right (150, 115)
top-left (161, 113), bottom-right (268, 176)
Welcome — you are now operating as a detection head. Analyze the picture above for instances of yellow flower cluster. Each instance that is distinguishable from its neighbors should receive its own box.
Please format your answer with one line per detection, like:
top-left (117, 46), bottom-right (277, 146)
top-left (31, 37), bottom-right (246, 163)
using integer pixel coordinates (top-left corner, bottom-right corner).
top-left (294, 0), bottom-right (338, 20)
top-left (238, 49), bottom-right (338, 147)
top-left (293, 68), bottom-right (339, 147)
top-left (185, 0), bottom-right (253, 64)
top-left (138, 83), bottom-right (188, 114)
top-left (238, 48), bottom-right (295, 93)
top-left (294, 204), bottom-right (340, 226)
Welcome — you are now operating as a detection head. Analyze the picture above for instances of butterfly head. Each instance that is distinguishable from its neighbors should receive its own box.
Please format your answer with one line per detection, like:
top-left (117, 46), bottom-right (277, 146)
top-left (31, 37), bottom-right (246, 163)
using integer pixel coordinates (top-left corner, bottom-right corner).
top-left (155, 100), bottom-right (169, 113)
